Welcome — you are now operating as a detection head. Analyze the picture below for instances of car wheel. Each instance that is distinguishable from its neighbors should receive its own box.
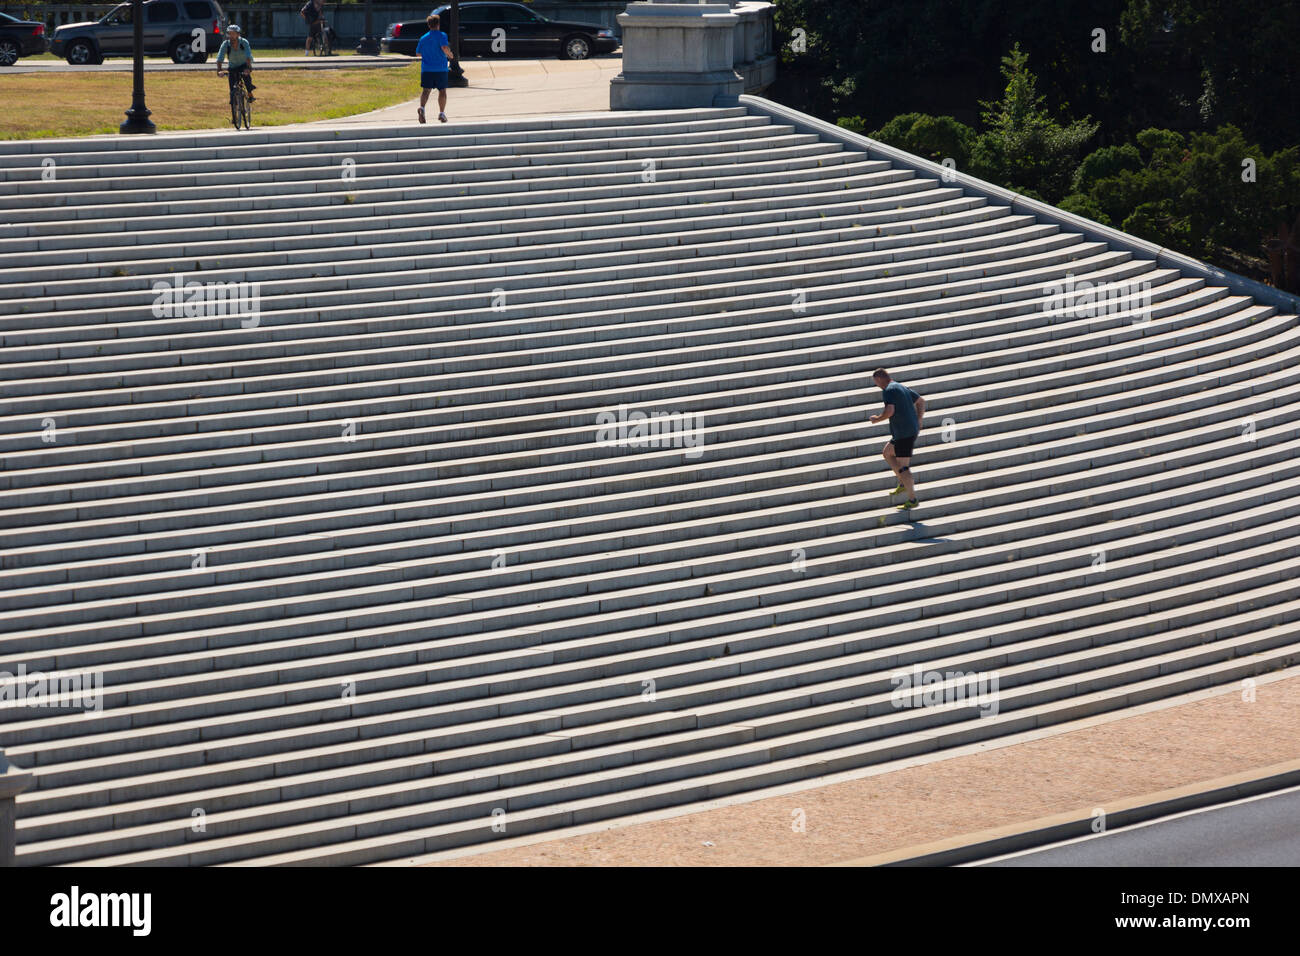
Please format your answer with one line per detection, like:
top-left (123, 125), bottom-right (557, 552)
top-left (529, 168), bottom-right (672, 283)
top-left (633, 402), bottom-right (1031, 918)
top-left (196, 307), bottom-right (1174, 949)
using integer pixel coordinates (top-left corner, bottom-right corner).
top-left (171, 38), bottom-right (198, 64)
top-left (0, 40), bottom-right (19, 67)
top-left (192, 51), bottom-right (208, 64)
top-left (561, 35), bottom-right (590, 60)
top-left (66, 40), bottom-right (99, 65)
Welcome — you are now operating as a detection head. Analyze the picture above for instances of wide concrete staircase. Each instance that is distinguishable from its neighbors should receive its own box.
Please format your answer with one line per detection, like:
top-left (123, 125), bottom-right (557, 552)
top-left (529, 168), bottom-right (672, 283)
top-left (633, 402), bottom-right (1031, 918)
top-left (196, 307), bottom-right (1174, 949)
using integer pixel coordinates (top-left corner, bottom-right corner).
top-left (1, 106), bottom-right (1298, 866)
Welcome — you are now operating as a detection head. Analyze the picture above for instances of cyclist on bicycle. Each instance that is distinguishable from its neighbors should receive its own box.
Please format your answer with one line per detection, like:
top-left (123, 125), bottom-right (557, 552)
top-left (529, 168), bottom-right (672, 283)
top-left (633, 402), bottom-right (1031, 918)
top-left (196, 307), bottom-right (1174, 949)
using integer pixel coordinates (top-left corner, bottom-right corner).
top-left (216, 24), bottom-right (256, 102)
top-left (301, 0), bottom-right (326, 55)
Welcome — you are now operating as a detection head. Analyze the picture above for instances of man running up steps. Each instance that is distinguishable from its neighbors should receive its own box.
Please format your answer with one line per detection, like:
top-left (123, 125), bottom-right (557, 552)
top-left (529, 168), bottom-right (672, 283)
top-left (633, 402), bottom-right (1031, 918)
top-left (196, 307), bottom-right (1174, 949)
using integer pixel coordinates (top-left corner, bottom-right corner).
top-left (869, 368), bottom-right (926, 511)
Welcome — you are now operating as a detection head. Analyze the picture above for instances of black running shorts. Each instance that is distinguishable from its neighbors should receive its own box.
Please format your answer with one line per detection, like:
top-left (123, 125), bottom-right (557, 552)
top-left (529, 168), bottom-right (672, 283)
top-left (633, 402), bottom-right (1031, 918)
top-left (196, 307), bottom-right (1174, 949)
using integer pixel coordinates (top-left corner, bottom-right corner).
top-left (890, 435), bottom-right (916, 458)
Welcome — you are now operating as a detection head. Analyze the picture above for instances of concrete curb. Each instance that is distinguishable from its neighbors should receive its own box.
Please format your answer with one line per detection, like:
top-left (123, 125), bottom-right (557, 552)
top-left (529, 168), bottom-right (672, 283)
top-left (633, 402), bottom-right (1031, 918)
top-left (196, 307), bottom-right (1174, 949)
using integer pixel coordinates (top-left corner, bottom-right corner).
top-left (739, 96), bottom-right (1300, 317)
top-left (830, 758), bottom-right (1300, 867)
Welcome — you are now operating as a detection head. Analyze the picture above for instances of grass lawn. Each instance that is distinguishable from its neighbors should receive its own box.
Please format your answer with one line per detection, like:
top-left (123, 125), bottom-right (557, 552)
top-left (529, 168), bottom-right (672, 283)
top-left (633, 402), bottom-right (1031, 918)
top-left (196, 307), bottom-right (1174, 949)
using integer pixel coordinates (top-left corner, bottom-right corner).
top-left (26, 48), bottom-right (315, 60)
top-left (0, 65), bottom-right (420, 138)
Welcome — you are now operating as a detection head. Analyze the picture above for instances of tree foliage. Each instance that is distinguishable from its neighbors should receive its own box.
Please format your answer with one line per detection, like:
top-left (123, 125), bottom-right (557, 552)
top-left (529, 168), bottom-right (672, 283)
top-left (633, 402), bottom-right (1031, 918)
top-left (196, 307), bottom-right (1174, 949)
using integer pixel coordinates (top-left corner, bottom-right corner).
top-left (776, 0), bottom-right (1300, 284)
top-left (774, 0), bottom-right (1298, 152)
top-left (967, 44), bottom-right (1098, 202)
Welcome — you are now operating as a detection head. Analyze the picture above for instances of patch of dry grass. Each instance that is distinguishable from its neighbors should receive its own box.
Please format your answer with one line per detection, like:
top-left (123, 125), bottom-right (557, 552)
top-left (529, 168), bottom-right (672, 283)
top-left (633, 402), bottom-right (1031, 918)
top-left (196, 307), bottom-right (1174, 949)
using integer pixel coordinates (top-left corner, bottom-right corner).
top-left (25, 48), bottom-right (311, 61)
top-left (0, 65), bottom-right (420, 138)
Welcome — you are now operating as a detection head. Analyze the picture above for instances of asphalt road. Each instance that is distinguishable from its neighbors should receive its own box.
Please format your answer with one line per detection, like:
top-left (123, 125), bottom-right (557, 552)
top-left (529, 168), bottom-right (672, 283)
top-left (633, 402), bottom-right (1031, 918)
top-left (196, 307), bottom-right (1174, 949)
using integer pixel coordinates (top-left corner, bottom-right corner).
top-left (978, 786), bottom-right (1300, 866)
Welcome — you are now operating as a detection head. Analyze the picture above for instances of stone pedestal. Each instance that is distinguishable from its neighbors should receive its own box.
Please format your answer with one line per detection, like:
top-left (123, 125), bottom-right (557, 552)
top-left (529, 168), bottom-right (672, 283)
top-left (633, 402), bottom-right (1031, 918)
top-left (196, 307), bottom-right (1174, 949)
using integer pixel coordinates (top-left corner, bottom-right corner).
top-left (0, 750), bottom-right (33, 867)
top-left (610, 2), bottom-right (745, 110)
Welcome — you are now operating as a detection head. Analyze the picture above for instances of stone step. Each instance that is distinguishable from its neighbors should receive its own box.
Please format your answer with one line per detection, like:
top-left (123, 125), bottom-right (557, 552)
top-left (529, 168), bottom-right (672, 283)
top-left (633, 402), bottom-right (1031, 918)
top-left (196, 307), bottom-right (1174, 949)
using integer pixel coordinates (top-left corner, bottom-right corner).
top-left (6, 482), bottom-right (1298, 777)
top-left (0, 291), bottom-right (1274, 515)
top-left (32, 640), bottom-right (1300, 866)
top-left (18, 583), bottom-right (1298, 851)
top-left (3, 361), bottom-right (1296, 642)
top-left (2, 359), bottom-right (1296, 603)
top-left (3, 101), bottom-right (1297, 866)
top-left (0, 132), bottom-right (836, 203)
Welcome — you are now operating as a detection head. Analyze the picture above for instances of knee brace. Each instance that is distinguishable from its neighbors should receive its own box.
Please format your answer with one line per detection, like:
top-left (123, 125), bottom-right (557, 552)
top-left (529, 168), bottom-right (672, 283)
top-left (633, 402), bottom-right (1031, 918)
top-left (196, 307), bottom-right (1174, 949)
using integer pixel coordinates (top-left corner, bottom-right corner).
top-left (898, 466), bottom-right (911, 474)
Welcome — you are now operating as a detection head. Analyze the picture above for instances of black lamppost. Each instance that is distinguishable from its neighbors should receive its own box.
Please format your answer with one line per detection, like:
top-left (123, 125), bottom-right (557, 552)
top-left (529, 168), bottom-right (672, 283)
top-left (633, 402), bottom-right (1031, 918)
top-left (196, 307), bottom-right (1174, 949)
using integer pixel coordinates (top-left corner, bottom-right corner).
top-left (449, 0), bottom-right (467, 86)
top-left (356, 0), bottom-right (379, 55)
top-left (119, 0), bottom-right (155, 133)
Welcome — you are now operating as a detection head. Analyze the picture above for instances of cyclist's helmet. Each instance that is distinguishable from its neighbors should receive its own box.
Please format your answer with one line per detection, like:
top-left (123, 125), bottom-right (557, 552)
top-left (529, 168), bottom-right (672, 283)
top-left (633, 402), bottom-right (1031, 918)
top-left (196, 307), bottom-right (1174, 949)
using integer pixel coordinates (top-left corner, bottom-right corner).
top-left (227, 23), bottom-right (241, 33)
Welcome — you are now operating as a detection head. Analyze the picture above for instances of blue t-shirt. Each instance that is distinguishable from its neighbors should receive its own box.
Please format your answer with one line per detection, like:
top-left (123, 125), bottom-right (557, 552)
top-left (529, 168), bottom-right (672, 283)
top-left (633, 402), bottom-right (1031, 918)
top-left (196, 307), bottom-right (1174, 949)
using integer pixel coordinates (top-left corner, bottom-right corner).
top-left (882, 381), bottom-right (920, 439)
top-left (417, 30), bottom-right (449, 71)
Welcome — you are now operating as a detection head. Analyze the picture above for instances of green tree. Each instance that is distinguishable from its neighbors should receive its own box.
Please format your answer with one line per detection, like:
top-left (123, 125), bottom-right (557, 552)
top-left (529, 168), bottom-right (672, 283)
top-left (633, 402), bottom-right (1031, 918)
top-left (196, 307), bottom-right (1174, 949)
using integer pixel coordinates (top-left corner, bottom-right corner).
top-left (967, 44), bottom-right (1098, 202)
top-left (1120, 0), bottom-right (1300, 152)
top-left (1071, 126), bottom-right (1300, 264)
top-left (850, 113), bottom-right (978, 168)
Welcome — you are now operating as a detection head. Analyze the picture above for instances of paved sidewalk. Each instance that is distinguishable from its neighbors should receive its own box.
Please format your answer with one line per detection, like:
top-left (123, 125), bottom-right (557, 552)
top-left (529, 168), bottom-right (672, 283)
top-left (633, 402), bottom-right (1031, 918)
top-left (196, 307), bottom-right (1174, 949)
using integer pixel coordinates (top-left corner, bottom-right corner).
top-left (317, 55), bottom-right (622, 126)
top-left (417, 669), bottom-right (1300, 866)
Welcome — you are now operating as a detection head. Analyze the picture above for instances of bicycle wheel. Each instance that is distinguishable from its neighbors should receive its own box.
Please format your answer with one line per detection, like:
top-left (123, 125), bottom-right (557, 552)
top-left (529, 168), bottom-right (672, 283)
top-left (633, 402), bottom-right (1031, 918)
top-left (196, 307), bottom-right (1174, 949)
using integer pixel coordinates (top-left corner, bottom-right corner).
top-left (241, 92), bottom-right (252, 130)
top-left (230, 87), bottom-right (247, 130)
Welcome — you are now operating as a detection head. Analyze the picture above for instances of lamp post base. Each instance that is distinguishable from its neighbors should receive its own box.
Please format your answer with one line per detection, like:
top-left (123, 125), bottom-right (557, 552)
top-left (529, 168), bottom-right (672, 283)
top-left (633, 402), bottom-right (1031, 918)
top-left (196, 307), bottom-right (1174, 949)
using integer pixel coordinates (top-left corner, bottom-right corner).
top-left (120, 106), bottom-right (156, 135)
top-left (355, 36), bottom-right (380, 56)
top-left (450, 62), bottom-right (468, 87)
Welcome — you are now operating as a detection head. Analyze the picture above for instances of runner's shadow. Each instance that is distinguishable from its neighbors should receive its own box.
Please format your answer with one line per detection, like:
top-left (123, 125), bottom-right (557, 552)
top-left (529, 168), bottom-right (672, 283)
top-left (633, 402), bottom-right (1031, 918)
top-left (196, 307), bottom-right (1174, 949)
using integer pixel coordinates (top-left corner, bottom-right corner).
top-left (898, 518), bottom-right (948, 540)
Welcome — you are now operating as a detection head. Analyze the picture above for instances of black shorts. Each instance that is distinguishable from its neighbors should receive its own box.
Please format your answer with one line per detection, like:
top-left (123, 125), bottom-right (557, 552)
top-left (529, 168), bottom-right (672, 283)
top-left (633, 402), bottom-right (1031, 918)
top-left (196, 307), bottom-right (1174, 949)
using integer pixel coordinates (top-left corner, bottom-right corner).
top-left (421, 70), bottom-right (448, 91)
top-left (889, 435), bottom-right (917, 458)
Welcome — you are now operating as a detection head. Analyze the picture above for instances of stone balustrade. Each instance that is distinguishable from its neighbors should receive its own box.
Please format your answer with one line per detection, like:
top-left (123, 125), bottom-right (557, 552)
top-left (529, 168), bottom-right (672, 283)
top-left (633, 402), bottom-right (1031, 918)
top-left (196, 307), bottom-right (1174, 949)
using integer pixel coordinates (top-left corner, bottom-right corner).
top-left (610, 0), bottom-right (775, 110)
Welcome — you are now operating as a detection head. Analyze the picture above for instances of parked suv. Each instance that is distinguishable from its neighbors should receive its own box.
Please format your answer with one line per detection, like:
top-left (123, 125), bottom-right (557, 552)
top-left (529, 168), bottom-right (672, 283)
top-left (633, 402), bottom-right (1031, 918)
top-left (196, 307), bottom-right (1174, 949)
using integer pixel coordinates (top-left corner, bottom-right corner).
top-left (51, 0), bottom-right (225, 65)
top-left (383, 2), bottom-right (617, 60)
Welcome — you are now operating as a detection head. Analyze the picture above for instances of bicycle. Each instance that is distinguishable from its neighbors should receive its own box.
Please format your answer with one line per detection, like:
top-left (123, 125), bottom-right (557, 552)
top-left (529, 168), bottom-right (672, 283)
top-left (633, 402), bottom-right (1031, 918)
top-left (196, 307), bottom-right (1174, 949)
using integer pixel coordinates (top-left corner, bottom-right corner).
top-left (307, 19), bottom-right (332, 56)
top-left (221, 67), bottom-right (252, 130)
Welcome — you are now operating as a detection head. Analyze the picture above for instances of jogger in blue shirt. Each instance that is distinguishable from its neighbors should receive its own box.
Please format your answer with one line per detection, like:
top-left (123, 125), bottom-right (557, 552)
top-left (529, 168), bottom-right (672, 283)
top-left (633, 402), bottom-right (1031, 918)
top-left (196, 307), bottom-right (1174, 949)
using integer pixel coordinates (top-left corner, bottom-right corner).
top-left (415, 14), bottom-right (455, 124)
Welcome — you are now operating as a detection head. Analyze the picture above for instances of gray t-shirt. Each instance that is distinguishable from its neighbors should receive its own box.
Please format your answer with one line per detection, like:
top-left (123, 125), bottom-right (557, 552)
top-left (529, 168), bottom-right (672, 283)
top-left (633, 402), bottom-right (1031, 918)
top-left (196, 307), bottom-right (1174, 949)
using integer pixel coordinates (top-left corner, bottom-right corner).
top-left (882, 381), bottom-right (919, 439)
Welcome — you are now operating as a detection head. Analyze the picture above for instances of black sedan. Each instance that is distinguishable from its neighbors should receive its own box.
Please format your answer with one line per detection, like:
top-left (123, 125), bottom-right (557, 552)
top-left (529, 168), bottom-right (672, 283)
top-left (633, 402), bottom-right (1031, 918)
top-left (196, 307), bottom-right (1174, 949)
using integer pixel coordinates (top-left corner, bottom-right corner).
top-left (0, 11), bottom-right (49, 65)
top-left (383, 2), bottom-right (617, 60)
